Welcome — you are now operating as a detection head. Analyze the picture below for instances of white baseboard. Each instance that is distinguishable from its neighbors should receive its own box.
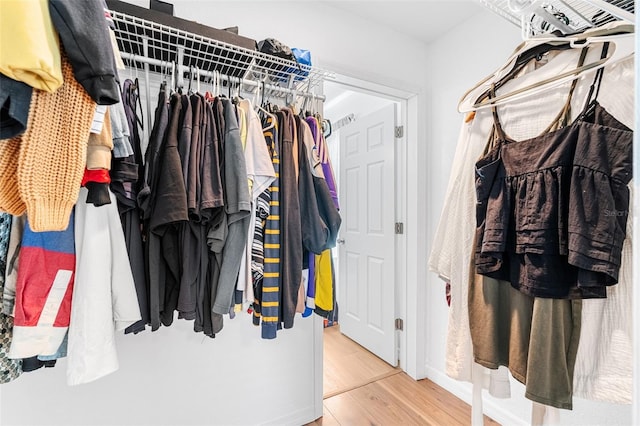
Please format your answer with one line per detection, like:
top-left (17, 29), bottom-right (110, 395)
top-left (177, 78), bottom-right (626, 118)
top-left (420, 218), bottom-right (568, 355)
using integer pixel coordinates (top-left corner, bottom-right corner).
top-left (424, 366), bottom-right (527, 426)
top-left (260, 406), bottom-right (318, 426)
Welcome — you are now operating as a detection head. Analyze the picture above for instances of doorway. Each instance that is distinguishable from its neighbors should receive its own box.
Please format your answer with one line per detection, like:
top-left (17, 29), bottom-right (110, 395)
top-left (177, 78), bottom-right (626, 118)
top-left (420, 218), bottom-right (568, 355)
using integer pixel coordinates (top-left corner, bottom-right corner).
top-left (320, 79), bottom-right (406, 397)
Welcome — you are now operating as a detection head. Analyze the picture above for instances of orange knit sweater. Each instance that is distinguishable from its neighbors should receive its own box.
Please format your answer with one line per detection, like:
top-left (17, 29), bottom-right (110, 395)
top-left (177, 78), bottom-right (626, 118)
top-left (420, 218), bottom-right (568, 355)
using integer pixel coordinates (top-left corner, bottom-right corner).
top-left (0, 56), bottom-right (96, 231)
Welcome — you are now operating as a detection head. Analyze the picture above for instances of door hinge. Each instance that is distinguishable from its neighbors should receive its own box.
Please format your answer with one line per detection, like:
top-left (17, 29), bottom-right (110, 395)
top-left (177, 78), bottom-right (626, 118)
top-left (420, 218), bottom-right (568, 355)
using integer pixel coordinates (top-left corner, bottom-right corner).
top-left (394, 126), bottom-right (404, 138)
top-left (395, 318), bottom-right (404, 331)
top-left (395, 222), bottom-right (404, 234)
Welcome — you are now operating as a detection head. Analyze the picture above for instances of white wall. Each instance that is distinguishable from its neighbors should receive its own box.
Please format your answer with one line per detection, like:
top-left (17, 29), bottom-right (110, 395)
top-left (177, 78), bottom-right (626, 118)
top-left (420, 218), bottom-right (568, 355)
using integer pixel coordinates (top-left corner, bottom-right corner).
top-left (423, 8), bottom-right (633, 426)
top-left (424, 7), bottom-right (521, 387)
top-left (1, 318), bottom-right (321, 426)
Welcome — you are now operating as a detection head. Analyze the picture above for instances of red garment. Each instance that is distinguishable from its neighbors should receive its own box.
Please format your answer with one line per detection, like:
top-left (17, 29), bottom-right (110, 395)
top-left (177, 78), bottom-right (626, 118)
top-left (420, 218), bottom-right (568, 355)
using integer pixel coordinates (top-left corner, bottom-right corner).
top-left (10, 213), bottom-right (75, 358)
top-left (81, 168), bottom-right (111, 185)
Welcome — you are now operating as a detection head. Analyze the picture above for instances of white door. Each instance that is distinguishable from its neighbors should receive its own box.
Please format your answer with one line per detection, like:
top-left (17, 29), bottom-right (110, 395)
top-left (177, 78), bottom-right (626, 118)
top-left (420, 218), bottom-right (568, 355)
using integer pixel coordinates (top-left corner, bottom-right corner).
top-left (338, 103), bottom-right (397, 366)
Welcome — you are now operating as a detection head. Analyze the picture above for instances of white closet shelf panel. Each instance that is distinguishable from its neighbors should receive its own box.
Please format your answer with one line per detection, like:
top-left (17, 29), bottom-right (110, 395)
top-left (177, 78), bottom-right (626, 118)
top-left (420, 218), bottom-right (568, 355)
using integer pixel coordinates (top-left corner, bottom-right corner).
top-left (476, 0), bottom-right (634, 37)
top-left (109, 9), bottom-right (333, 92)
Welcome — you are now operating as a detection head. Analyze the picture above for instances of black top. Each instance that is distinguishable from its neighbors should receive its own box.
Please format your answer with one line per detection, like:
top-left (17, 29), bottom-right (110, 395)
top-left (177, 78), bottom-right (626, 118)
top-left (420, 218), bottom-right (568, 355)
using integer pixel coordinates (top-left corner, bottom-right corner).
top-left (475, 43), bottom-right (633, 299)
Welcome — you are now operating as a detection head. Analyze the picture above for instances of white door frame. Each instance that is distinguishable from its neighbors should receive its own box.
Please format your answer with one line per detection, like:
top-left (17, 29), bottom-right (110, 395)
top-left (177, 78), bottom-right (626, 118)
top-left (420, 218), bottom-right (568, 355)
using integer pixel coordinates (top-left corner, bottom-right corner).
top-left (312, 71), bottom-right (421, 417)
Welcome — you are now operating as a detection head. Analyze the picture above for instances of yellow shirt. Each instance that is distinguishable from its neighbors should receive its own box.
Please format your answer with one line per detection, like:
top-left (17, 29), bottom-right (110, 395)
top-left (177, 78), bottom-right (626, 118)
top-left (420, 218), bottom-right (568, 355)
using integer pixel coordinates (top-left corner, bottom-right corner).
top-left (0, 0), bottom-right (63, 92)
top-left (314, 250), bottom-right (334, 311)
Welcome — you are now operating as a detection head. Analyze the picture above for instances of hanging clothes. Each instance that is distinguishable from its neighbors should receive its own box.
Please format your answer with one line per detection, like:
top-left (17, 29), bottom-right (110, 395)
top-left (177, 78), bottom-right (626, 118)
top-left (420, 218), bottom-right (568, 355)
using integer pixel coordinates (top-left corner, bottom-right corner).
top-left (0, 0), bottom-right (62, 92)
top-left (104, 74), bottom-right (337, 341)
top-left (0, 56), bottom-right (96, 231)
top-left (0, 75), bottom-right (33, 140)
top-left (2, 215), bottom-right (24, 318)
top-left (9, 212), bottom-right (76, 359)
top-left (68, 187), bottom-right (141, 385)
top-left (202, 97), bottom-right (228, 337)
top-left (139, 88), bottom-right (188, 331)
top-left (304, 116), bottom-right (341, 317)
top-left (48, 0), bottom-right (120, 105)
top-left (259, 115), bottom-right (281, 339)
top-left (111, 78), bottom-right (148, 334)
top-left (209, 98), bottom-right (251, 317)
top-left (235, 99), bottom-right (275, 307)
top-left (251, 189), bottom-right (271, 318)
top-left (476, 44), bottom-right (633, 300)
top-left (275, 109), bottom-right (302, 329)
top-left (471, 45), bottom-right (632, 407)
top-left (430, 42), bottom-right (635, 407)
top-left (176, 93), bottom-right (197, 322)
top-left (0, 213), bottom-right (22, 384)
top-left (83, 107), bottom-right (114, 207)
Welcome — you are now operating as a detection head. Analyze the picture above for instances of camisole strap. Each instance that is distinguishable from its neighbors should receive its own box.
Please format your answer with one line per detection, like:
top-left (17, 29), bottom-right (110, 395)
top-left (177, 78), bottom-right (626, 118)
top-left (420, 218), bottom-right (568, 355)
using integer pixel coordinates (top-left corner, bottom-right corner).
top-left (489, 83), bottom-right (507, 142)
top-left (550, 46), bottom-right (590, 130)
top-left (578, 41), bottom-right (610, 118)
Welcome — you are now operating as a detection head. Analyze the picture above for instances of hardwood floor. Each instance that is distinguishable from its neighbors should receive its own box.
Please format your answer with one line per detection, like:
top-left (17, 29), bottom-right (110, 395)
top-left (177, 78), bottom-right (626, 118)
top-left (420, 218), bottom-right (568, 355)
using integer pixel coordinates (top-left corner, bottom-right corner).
top-left (323, 325), bottom-right (400, 398)
top-left (307, 325), bottom-right (500, 426)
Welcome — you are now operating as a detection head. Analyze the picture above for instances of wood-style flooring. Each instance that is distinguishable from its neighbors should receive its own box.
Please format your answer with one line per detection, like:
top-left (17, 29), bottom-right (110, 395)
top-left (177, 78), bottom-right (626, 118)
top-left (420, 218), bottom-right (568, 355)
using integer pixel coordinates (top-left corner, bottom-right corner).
top-left (307, 325), bottom-right (500, 426)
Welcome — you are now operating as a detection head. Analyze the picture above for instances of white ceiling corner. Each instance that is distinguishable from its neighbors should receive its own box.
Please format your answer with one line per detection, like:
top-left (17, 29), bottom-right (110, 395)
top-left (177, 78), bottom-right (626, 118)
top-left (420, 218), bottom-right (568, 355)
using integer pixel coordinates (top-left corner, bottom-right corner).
top-left (319, 1), bottom-right (484, 44)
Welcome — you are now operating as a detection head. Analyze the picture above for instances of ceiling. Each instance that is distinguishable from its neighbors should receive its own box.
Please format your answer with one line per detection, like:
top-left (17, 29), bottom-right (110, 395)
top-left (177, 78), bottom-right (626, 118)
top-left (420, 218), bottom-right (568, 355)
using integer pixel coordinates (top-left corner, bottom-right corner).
top-left (320, 1), bottom-right (484, 43)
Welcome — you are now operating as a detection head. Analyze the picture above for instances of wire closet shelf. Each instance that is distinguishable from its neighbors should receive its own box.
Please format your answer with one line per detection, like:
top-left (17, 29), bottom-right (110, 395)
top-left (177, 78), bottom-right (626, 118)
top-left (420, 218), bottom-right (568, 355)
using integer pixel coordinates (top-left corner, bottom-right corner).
top-left (109, 9), bottom-right (334, 97)
top-left (477, 0), bottom-right (635, 38)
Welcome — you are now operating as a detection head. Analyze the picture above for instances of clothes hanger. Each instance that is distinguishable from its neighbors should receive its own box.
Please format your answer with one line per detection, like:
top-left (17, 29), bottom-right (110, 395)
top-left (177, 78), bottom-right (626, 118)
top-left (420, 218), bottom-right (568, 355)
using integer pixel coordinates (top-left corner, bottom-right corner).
top-left (128, 53), bottom-right (136, 85)
top-left (187, 65), bottom-right (194, 94)
top-left (323, 119), bottom-right (332, 139)
top-left (206, 71), bottom-right (219, 101)
top-left (457, 22), bottom-right (634, 112)
top-left (158, 59), bottom-right (166, 88)
top-left (195, 66), bottom-right (201, 94)
top-left (204, 71), bottom-right (215, 102)
top-left (459, 32), bottom-right (634, 112)
top-left (255, 80), bottom-right (276, 131)
top-left (459, 22), bottom-right (633, 107)
top-left (169, 61), bottom-right (176, 95)
top-left (299, 81), bottom-right (313, 117)
top-left (471, 42), bottom-right (573, 108)
top-left (232, 76), bottom-right (244, 104)
top-left (251, 76), bottom-right (261, 109)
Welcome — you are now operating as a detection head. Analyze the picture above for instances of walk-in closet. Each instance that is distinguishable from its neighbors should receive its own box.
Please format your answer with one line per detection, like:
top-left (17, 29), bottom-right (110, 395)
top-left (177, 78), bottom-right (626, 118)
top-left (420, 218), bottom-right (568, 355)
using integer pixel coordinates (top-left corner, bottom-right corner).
top-left (0, 1), bottom-right (637, 425)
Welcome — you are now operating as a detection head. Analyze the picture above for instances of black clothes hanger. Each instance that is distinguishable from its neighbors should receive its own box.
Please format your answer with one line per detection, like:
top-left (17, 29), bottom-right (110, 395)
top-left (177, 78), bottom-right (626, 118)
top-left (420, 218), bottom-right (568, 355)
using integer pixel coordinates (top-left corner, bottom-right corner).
top-left (461, 30), bottom-right (633, 112)
top-left (323, 119), bottom-right (332, 138)
top-left (473, 42), bottom-right (574, 107)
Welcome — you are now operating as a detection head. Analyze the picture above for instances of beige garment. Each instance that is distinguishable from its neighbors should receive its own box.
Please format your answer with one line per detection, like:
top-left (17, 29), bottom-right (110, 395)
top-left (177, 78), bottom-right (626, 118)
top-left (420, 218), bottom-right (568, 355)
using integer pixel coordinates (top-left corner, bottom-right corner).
top-left (86, 108), bottom-right (113, 170)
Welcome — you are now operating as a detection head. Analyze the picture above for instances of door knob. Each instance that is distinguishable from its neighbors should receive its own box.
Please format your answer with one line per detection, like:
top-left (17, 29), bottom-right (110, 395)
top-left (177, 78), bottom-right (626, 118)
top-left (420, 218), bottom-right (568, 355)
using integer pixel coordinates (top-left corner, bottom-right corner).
top-left (337, 238), bottom-right (345, 245)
